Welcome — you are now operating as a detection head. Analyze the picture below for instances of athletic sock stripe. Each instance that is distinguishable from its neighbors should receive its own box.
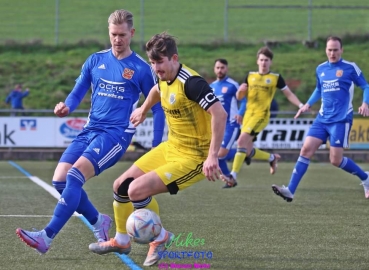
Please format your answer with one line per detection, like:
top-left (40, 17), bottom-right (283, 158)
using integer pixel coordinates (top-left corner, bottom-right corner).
top-left (113, 193), bottom-right (131, 203)
top-left (67, 168), bottom-right (85, 184)
top-left (132, 196), bottom-right (152, 208)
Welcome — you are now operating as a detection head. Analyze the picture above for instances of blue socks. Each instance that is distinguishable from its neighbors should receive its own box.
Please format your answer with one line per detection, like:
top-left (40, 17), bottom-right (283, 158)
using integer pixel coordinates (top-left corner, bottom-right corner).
top-left (218, 157), bottom-right (230, 176)
top-left (52, 181), bottom-right (99, 225)
top-left (218, 149), bottom-right (239, 176)
top-left (288, 156), bottom-right (310, 194)
top-left (45, 168), bottom-right (86, 239)
top-left (339, 157), bottom-right (368, 180)
top-left (286, 156), bottom-right (367, 197)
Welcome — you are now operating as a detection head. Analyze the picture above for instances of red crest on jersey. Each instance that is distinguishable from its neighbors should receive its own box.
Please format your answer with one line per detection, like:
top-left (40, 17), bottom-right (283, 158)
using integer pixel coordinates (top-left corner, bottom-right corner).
top-left (336, 70), bottom-right (343, 77)
top-left (123, 68), bottom-right (134, 79)
top-left (221, 87), bottom-right (228, 93)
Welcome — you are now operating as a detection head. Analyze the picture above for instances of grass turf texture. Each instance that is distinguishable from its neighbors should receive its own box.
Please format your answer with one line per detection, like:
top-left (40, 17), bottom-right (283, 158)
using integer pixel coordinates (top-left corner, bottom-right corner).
top-left (1, 161), bottom-right (369, 269)
top-left (0, 0), bottom-right (368, 44)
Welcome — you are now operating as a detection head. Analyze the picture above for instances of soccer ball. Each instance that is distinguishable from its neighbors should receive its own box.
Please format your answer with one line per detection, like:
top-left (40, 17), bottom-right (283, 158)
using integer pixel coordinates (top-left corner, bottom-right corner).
top-left (126, 209), bottom-right (162, 244)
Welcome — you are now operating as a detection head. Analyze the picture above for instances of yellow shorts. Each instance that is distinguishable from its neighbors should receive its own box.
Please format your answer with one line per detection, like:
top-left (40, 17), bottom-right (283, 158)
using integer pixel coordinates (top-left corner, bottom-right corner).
top-left (134, 141), bottom-right (205, 194)
top-left (241, 115), bottom-right (269, 135)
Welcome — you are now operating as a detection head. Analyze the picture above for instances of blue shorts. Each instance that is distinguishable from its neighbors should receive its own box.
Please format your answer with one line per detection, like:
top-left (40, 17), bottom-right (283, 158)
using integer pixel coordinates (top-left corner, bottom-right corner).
top-left (221, 122), bottom-right (240, 150)
top-left (59, 128), bottom-right (133, 175)
top-left (307, 120), bottom-right (351, 148)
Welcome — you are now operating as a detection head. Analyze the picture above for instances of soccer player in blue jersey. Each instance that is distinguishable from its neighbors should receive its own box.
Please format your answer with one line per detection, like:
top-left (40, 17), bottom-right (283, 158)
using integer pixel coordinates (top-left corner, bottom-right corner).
top-left (272, 36), bottom-right (369, 202)
top-left (15, 9), bottom-right (165, 253)
top-left (209, 59), bottom-right (247, 188)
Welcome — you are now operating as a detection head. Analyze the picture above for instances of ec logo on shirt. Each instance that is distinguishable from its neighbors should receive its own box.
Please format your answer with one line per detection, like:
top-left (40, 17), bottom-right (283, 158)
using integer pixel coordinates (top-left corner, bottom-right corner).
top-left (123, 68), bottom-right (134, 79)
top-left (20, 119), bottom-right (37, 131)
top-left (336, 70), bottom-right (343, 77)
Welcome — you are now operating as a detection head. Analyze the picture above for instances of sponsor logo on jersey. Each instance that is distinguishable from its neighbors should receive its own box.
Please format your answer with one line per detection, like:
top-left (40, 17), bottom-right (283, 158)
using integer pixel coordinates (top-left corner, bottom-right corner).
top-left (123, 68), bottom-right (135, 79)
top-left (322, 79), bottom-right (340, 92)
top-left (99, 78), bottom-right (125, 92)
top-left (59, 118), bottom-right (87, 139)
top-left (221, 87), bottom-right (228, 93)
top-left (336, 70), bottom-right (343, 77)
top-left (163, 107), bottom-right (181, 118)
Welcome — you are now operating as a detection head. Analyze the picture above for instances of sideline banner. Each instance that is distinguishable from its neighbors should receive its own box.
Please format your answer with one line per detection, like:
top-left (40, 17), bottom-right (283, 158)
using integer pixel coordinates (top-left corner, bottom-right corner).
top-left (0, 117), bottom-right (368, 149)
top-left (0, 117), bottom-right (87, 147)
top-left (349, 119), bottom-right (369, 149)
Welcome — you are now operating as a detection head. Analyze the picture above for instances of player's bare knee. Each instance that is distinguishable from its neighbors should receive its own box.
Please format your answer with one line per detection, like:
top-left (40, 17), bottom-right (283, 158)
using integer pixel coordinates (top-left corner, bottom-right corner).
top-left (127, 182), bottom-right (140, 200)
top-left (330, 157), bottom-right (341, 167)
top-left (300, 146), bottom-right (314, 158)
top-left (53, 162), bottom-right (72, 180)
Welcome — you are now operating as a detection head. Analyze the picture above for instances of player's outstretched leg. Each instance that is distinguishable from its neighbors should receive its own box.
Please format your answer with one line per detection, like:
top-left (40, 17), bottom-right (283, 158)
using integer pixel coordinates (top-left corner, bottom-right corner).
top-left (143, 229), bottom-right (174, 266)
top-left (15, 228), bottom-right (52, 254)
top-left (271, 185), bottom-right (294, 202)
top-left (92, 213), bottom-right (113, 242)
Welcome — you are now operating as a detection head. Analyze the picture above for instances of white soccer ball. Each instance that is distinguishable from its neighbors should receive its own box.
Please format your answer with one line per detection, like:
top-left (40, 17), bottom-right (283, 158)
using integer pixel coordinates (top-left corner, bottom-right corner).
top-left (126, 209), bottom-right (162, 244)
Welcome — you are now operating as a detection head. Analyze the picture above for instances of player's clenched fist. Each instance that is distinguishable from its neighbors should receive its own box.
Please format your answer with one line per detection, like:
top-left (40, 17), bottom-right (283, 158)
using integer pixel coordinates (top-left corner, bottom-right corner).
top-left (54, 102), bottom-right (70, 117)
top-left (236, 83), bottom-right (248, 100)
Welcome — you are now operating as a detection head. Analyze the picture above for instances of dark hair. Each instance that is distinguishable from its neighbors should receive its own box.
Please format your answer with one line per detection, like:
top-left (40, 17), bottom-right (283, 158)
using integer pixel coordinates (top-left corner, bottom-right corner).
top-left (146, 32), bottom-right (178, 61)
top-left (257, 46), bottom-right (273, 60)
top-left (326, 36), bottom-right (342, 48)
top-left (214, 58), bottom-right (228, 65)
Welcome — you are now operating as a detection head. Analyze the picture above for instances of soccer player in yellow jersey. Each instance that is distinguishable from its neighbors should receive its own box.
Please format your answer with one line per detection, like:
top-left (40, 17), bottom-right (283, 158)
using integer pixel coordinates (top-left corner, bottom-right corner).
top-left (222, 46), bottom-right (304, 187)
top-left (89, 32), bottom-right (227, 266)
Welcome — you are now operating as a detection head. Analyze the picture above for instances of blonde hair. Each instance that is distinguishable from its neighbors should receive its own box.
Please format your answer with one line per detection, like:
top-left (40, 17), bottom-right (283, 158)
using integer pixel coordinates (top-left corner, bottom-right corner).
top-left (108, 9), bottom-right (133, 28)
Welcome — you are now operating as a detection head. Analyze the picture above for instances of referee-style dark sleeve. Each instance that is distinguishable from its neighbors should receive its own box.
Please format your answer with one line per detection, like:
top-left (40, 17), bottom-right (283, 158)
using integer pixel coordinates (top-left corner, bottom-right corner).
top-left (184, 76), bottom-right (219, 111)
top-left (277, 74), bottom-right (287, 89)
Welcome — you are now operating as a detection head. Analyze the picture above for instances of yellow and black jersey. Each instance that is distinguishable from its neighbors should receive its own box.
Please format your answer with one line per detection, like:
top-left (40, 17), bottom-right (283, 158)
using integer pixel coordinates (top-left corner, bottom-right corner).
top-left (158, 64), bottom-right (219, 158)
top-left (245, 71), bottom-right (287, 118)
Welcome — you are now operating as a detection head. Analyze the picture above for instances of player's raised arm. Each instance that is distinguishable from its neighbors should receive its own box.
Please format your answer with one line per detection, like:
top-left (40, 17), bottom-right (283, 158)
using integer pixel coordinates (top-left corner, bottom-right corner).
top-left (130, 84), bottom-right (161, 127)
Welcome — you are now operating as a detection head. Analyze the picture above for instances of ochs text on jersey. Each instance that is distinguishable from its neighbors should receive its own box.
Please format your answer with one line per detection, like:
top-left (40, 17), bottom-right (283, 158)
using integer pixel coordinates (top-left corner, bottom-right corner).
top-left (98, 78), bottom-right (125, 93)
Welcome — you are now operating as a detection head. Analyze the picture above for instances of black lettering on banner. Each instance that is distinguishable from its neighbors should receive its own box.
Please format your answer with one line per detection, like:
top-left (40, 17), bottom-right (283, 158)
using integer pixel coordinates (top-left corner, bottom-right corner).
top-left (0, 124), bottom-right (15, 145)
top-left (290, 130), bottom-right (305, 141)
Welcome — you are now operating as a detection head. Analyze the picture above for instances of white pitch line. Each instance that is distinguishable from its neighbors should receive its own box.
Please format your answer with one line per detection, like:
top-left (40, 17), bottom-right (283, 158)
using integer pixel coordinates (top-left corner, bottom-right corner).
top-left (27, 176), bottom-right (81, 216)
top-left (0, 215), bottom-right (53, 217)
top-left (0, 176), bottom-right (29, 179)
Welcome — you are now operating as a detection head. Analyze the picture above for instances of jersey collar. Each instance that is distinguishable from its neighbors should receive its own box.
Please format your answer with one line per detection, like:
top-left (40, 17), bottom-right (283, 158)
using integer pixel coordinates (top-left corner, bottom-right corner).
top-left (328, 58), bottom-right (343, 67)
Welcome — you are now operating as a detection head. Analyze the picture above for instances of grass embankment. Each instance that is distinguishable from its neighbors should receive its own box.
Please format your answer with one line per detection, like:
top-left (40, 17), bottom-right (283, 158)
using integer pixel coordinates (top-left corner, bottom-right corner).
top-left (1, 40), bottom-right (369, 112)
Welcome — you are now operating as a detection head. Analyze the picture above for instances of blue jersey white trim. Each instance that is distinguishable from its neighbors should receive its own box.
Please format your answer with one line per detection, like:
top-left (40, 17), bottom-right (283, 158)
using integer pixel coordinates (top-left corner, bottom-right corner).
top-left (315, 58), bottom-right (368, 123)
top-left (65, 49), bottom-right (162, 143)
top-left (210, 76), bottom-right (244, 124)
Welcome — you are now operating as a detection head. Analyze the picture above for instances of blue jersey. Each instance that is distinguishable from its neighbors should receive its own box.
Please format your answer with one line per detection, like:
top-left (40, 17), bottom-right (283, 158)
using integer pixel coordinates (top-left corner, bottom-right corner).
top-left (210, 76), bottom-right (246, 124)
top-left (315, 59), bottom-right (368, 123)
top-left (65, 49), bottom-right (164, 146)
top-left (5, 90), bottom-right (29, 109)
